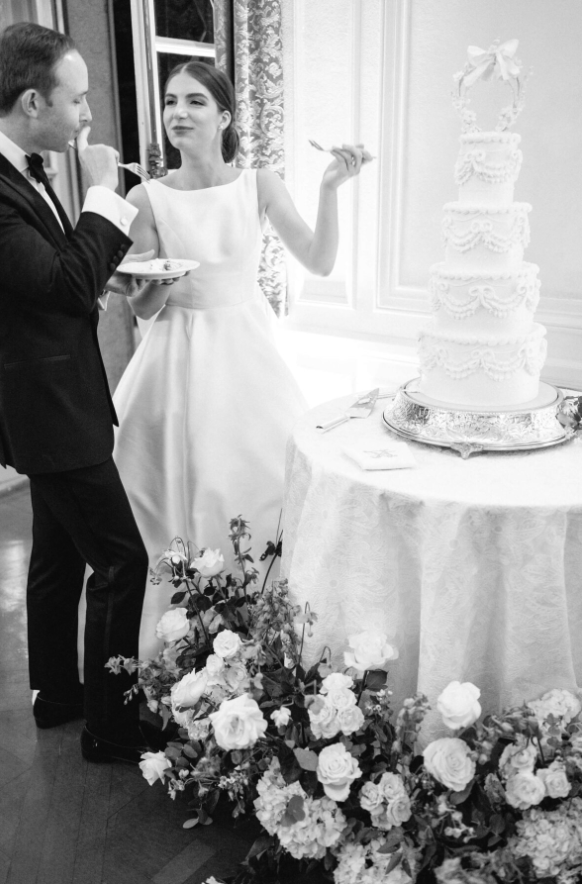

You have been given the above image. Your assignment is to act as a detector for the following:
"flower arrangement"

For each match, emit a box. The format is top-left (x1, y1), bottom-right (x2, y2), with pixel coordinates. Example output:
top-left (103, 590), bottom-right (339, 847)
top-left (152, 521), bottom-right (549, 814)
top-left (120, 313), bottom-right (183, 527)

top-left (108, 520), bottom-right (582, 884)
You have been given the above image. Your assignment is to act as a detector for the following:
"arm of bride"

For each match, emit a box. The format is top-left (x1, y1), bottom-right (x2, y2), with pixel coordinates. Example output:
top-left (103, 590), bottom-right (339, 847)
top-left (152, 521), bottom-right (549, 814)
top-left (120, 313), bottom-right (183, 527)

top-left (122, 184), bottom-right (174, 320)
top-left (258, 143), bottom-right (371, 277)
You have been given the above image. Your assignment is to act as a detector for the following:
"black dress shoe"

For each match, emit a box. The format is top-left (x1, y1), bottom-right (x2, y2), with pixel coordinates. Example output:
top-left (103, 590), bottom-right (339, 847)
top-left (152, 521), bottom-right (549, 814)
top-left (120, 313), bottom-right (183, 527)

top-left (33, 694), bottom-right (85, 729)
top-left (80, 725), bottom-right (150, 765)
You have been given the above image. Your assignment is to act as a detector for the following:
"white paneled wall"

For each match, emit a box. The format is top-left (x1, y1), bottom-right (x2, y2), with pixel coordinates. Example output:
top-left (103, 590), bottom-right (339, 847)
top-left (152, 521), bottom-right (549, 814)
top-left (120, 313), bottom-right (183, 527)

top-left (281, 0), bottom-right (582, 389)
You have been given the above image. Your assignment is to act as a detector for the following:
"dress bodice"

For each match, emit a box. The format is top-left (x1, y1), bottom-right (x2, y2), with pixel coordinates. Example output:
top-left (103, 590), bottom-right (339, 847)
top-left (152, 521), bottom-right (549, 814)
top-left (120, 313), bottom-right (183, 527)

top-left (143, 169), bottom-right (265, 310)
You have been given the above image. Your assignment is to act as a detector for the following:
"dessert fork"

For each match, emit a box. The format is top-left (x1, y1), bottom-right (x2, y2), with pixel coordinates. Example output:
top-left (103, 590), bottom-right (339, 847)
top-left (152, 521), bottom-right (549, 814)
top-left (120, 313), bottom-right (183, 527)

top-left (308, 138), bottom-right (332, 153)
top-left (67, 141), bottom-right (150, 181)
top-left (308, 139), bottom-right (375, 161)
top-left (117, 162), bottom-right (151, 181)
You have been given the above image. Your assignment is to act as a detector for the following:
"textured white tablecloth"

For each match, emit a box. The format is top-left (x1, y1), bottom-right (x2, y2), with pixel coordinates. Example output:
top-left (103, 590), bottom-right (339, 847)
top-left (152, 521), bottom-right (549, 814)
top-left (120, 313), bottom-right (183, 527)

top-left (282, 393), bottom-right (582, 732)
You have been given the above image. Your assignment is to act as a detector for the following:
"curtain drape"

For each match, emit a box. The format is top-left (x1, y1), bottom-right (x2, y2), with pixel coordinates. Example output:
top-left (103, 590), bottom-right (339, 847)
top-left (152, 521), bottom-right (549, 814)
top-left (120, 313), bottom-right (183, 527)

top-left (214, 0), bottom-right (287, 316)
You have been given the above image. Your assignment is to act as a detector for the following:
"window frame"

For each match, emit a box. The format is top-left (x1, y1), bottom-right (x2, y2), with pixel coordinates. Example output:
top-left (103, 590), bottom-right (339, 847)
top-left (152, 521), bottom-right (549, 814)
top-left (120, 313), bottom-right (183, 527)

top-left (129, 0), bottom-right (215, 172)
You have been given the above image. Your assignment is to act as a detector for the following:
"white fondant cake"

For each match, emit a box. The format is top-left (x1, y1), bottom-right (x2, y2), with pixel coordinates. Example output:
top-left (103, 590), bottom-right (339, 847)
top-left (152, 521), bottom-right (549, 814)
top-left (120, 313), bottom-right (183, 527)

top-left (418, 51), bottom-right (547, 408)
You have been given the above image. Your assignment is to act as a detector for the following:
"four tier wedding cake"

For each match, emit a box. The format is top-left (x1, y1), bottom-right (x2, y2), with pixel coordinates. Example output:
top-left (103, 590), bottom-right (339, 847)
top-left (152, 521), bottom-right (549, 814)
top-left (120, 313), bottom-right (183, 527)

top-left (417, 40), bottom-right (547, 409)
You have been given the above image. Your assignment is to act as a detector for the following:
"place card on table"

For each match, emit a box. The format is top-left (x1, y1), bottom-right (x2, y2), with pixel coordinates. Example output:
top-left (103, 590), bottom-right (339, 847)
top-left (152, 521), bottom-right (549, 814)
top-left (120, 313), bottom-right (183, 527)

top-left (343, 440), bottom-right (416, 470)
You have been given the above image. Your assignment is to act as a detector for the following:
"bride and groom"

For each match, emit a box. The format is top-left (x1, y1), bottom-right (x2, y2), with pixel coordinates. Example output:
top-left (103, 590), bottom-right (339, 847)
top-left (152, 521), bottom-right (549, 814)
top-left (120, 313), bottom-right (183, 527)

top-left (0, 22), bottom-right (370, 764)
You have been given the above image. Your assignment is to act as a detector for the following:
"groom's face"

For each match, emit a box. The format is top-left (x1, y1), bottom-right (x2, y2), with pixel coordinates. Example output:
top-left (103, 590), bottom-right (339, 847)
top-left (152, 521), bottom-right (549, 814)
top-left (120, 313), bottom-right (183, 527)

top-left (35, 50), bottom-right (91, 152)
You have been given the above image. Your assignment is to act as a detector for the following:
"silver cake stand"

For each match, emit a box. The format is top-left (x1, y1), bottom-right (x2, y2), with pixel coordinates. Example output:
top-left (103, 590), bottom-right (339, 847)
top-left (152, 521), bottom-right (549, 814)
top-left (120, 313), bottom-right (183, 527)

top-left (383, 379), bottom-right (580, 458)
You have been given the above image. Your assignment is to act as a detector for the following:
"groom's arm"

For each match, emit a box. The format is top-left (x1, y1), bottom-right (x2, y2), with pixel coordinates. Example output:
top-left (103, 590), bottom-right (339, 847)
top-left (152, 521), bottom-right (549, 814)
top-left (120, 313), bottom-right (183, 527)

top-left (0, 192), bottom-right (137, 315)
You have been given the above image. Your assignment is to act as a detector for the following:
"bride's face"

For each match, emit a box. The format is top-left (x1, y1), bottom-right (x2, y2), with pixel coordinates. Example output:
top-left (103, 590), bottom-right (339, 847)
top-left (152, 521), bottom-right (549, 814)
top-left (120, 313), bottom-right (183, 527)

top-left (163, 72), bottom-right (229, 156)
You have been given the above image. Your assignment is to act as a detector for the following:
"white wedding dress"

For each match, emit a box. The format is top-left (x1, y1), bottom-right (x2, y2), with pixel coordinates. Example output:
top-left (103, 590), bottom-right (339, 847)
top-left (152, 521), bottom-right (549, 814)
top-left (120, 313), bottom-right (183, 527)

top-left (112, 170), bottom-right (307, 658)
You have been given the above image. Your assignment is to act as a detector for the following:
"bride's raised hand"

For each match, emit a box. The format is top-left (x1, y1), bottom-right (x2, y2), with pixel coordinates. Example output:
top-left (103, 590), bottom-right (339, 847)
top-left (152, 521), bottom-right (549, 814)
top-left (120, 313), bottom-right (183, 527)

top-left (322, 143), bottom-right (373, 190)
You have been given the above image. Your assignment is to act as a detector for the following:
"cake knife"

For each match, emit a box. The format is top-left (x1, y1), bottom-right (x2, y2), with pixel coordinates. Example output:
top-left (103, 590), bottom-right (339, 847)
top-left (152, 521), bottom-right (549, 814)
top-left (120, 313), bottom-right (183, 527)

top-left (316, 388), bottom-right (380, 432)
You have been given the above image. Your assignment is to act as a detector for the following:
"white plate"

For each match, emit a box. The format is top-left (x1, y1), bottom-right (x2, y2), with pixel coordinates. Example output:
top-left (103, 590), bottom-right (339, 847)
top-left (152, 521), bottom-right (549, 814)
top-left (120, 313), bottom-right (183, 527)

top-left (117, 258), bottom-right (200, 280)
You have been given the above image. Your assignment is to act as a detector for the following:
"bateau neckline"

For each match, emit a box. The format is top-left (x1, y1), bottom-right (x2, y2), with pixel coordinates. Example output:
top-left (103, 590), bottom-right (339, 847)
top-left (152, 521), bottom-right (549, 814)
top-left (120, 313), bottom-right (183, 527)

top-left (152, 169), bottom-right (247, 193)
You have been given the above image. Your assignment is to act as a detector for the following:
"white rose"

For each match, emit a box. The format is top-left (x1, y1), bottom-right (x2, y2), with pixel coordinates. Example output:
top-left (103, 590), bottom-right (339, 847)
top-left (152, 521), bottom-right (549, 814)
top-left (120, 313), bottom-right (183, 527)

top-left (498, 740), bottom-right (538, 777)
top-left (337, 705), bottom-right (365, 736)
top-left (326, 688), bottom-right (357, 711)
top-left (191, 548), bottom-right (225, 578)
top-left (155, 607), bottom-right (190, 643)
top-left (505, 771), bottom-right (546, 809)
top-left (385, 793), bottom-right (412, 827)
top-left (171, 668), bottom-right (209, 709)
top-left (139, 750), bottom-right (172, 786)
top-left (423, 738), bottom-right (476, 792)
top-left (537, 762), bottom-right (571, 799)
top-left (213, 629), bottom-right (242, 659)
top-left (379, 772), bottom-right (407, 801)
top-left (205, 653), bottom-right (225, 685)
top-left (209, 693), bottom-right (267, 750)
top-left (436, 681), bottom-right (481, 730)
top-left (271, 707), bottom-right (291, 728)
top-left (343, 631), bottom-right (398, 673)
top-left (359, 780), bottom-right (383, 812)
top-left (224, 661), bottom-right (249, 693)
top-left (321, 673), bottom-right (354, 693)
top-left (316, 742), bottom-right (361, 802)
top-left (308, 696), bottom-right (340, 740)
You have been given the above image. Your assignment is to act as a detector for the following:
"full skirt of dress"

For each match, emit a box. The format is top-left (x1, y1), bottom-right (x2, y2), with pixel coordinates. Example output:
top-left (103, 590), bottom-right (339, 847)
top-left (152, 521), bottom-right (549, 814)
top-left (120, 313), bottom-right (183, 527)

top-left (112, 296), bottom-right (306, 658)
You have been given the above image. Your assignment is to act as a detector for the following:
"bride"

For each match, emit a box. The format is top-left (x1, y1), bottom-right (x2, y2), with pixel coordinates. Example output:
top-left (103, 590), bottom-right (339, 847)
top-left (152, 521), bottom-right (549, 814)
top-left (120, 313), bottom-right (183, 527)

top-left (113, 61), bottom-right (370, 658)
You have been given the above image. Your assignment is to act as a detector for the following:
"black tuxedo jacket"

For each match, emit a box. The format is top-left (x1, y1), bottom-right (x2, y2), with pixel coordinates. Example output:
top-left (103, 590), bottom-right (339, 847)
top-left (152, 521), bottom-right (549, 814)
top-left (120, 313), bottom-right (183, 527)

top-left (0, 152), bottom-right (132, 474)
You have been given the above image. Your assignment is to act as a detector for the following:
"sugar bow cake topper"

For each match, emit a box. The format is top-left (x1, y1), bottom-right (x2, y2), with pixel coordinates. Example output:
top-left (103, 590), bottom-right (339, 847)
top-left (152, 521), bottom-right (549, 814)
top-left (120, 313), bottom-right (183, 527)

top-left (452, 39), bottom-right (530, 133)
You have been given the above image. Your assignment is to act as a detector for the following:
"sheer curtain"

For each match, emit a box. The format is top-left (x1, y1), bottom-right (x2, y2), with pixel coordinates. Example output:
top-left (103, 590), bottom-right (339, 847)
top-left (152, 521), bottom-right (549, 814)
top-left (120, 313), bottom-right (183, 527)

top-left (214, 0), bottom-right (287, 316)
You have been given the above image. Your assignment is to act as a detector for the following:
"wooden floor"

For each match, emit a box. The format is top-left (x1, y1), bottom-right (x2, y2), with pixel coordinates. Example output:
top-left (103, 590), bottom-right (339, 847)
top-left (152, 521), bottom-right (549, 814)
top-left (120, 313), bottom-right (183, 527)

top-left (0, 484), bottom-right (256, 884)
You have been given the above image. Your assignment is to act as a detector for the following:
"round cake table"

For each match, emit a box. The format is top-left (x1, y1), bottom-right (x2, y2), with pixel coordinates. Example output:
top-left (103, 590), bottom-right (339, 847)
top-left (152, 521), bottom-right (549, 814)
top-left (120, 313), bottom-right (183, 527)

top-left (281, 393), bottom-right (582, 734)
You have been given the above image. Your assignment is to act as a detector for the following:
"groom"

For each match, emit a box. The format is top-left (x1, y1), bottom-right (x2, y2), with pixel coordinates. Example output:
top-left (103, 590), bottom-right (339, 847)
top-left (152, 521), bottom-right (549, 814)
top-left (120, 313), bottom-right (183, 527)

top-left (0, 22), bottom-right (154, 763)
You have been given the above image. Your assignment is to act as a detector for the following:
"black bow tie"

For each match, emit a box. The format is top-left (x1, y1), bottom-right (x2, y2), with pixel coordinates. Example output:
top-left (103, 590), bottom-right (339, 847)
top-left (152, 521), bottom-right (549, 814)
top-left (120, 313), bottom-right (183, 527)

top-left (26, 152), bottom-right (73, 236)
top-left (27, 152), bottom-right (52, 189)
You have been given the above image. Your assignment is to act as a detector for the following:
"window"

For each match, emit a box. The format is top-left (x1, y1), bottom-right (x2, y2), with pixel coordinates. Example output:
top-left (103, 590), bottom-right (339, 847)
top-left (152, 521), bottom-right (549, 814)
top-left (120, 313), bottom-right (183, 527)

top-left (111, 0), bottom-right (215, 180)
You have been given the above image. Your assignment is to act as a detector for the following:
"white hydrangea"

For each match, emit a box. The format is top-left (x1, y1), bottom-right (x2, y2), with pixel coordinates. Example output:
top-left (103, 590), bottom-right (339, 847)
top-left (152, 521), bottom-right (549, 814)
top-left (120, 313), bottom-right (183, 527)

top-left (253, 758), bottom-right (347, 860)
top-left (528, 689), bottom-right (582, 727)
top-left (333, 840), bottom-right (367, 884)
top-left (254, 760), bottom-right (299, 834)
top-left (277, 795), bottom-right (346, 859)
top-left (509, 799), bottom-right (582, 878)
top-left (333, 837), bottom-right (413, 884)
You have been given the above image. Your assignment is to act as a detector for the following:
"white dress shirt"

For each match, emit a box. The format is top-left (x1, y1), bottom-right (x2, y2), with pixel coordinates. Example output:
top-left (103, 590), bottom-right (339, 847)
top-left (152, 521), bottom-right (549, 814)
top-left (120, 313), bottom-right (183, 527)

top-left (0, 129), bottom-right (138, 308)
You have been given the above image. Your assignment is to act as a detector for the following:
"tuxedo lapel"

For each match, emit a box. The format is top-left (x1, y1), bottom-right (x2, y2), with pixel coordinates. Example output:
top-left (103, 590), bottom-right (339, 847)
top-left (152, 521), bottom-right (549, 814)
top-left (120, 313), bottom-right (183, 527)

top-left (0, 153), bottom-right (69, 248)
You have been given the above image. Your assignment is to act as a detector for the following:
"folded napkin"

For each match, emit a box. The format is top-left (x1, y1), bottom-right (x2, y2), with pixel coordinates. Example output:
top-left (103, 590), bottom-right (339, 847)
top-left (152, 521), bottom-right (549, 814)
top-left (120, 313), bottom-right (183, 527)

top-left (343, 440), bottom-right (416, 470)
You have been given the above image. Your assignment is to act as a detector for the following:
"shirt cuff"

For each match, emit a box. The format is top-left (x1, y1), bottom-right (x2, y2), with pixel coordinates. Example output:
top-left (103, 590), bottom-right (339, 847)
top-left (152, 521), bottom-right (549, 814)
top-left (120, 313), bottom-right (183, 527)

top-left (82, 186), bottom-right (138, 236)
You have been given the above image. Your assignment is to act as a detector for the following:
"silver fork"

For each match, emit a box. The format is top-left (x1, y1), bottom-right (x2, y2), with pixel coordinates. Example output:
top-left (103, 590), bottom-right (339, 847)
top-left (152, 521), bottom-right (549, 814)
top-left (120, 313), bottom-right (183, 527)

top-left (308, 138), bottom-right (332, 153)
top-left (67, 142), bottom-right (150, 181)
top-left (308, 138), bottom-right (375, 161)
top-left (118, 162), bottom-right (151, 181)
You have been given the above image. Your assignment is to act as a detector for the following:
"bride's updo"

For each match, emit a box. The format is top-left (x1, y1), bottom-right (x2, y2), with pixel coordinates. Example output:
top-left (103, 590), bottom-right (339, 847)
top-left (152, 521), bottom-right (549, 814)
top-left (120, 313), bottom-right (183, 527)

top-left (164, 61), bottom-right (240, 163)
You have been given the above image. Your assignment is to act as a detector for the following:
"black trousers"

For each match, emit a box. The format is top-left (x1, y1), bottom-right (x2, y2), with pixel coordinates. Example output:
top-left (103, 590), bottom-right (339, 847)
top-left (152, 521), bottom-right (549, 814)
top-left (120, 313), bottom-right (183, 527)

top-left (27, 457), bottom-right (148, 731)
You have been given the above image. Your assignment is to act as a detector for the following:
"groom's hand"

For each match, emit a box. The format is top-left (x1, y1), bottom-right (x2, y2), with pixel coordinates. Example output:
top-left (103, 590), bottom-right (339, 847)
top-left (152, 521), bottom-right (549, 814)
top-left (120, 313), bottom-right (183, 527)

top-left (76, 126), bottom-right (120, 191)
top-left (105, 250), bottom-right (157, 298)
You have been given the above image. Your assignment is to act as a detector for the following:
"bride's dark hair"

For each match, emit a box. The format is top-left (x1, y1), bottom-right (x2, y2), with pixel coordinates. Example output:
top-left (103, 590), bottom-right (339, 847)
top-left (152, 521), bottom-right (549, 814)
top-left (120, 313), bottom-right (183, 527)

top-left (164, 61), bottom-right (240, 164)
